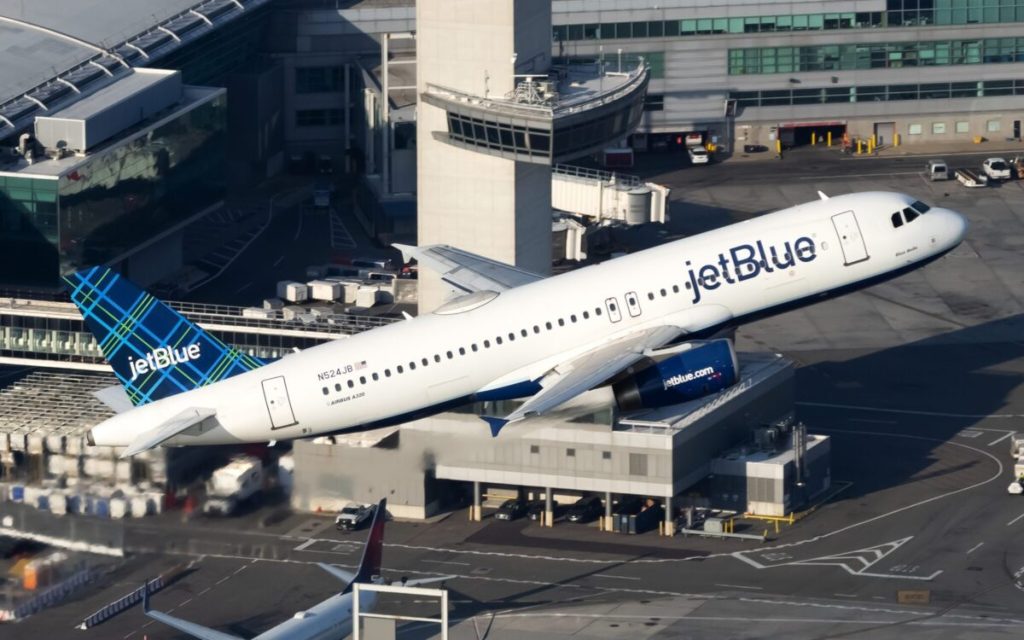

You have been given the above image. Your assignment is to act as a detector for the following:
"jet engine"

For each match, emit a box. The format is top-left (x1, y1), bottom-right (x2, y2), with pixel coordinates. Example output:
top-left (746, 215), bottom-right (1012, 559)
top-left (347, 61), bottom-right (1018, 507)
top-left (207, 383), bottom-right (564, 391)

top-left (611, 339), bottom-right (739, 412)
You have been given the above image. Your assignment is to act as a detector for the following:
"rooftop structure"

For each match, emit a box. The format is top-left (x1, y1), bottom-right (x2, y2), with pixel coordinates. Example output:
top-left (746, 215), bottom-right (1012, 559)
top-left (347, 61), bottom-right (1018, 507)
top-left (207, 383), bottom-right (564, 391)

top-left (0, 0), bottom-right (272, 142)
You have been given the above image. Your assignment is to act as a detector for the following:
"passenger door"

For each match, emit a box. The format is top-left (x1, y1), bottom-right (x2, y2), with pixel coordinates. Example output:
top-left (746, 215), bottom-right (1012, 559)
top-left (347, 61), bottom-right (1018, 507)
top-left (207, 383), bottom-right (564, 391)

top-left (831, 210), bottom-right (869, 265)
top-left (604, 297), bottom-right (623, 323)
top-left (624, 291), bottom-right (642, 318)
top-left (261, 376), bottom-right (297, 429)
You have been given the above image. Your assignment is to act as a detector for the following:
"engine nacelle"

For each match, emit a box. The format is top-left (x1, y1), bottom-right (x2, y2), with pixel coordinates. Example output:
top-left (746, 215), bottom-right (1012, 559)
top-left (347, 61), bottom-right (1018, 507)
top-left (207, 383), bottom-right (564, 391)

top-left (612, 339), bottom-right (739, 412)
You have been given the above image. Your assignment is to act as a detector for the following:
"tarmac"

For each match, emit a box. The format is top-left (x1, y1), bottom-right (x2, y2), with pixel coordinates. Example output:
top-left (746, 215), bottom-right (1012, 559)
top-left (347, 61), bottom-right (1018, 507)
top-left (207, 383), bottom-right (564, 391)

top-left (7, 147), bottom-right (1024, 639)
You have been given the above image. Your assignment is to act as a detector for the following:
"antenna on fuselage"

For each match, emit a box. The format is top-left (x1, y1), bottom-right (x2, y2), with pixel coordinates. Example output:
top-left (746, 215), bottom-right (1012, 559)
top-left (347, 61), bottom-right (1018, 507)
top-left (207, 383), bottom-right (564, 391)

top-left (817, 190), bottom-right (829, 200)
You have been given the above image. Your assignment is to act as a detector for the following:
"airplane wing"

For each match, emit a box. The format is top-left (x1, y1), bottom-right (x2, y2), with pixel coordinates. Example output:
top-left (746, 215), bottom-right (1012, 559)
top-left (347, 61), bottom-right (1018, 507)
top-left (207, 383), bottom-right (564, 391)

top-left (393, 243), bottom-right (544, 293)
top-left (143, 587), bottom-right (244, 640)
top-left (400, 575), bottom-right (456, 587)
top-left (120, 407), bottom-right (216, 458)
top-left (487, 324), bottom-right (685, 434)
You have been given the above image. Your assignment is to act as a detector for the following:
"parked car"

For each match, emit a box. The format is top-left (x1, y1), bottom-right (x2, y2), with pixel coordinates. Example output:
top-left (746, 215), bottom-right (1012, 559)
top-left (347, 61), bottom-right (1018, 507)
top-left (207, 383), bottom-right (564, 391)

top-left (526, 499), bottom-right (559, 521)
top-left (566, 495), bottom-right (603, 523)
top-left (982, 157), bottom-right (1011, 181)
top-left (687, 146), bottom-right (710, 165)
top-left (494, 498), bottom-right (528, 521)
top-left (924, 159), bottom-right (949, 181)
top-left (335, 502), bottom-right (375, 530)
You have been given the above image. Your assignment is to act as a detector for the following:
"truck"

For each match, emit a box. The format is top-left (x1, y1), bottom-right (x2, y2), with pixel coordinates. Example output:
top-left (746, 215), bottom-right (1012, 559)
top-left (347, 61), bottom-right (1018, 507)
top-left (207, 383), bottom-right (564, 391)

top-left (203, 456), bottom-right (263, 516)
top-left (335, 502), bottom-right (376, 530)
top-left (982, 157), bottom-right (1011, 181)
top-left (1007, 435), bottom-right (1024, 495)
top-left (955, 168), bottom-right (988, 188)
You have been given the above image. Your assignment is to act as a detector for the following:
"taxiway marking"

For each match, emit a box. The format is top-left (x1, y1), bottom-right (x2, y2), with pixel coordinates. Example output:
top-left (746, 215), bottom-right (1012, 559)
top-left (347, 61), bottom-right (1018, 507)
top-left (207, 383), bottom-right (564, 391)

top-left (797, 401), bottom-right (1023, 420)
top-left (715, 583), bottom-right (763, 591)
top-left (593, 573), bottom-right (640, 581)
top-left (966, 542), bottom-right (984, 554)
top-left (988, 431), bottom-right (1016, 446)
top-left (1007, 512), bottom-right (1024, 526)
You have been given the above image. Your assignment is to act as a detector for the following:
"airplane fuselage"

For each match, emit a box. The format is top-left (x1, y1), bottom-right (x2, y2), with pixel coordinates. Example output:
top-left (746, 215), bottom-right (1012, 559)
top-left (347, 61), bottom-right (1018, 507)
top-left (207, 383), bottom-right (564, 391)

top-left (89, 191), bottom-right (967, 448)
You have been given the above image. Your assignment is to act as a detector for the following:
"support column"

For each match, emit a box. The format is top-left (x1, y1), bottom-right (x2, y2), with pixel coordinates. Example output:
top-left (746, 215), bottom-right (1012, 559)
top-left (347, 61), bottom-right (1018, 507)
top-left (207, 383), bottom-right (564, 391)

top-left (603, 492), bottom-right (613, 532)
top-left (663, 495), bottom-right (675, 537)
top-left (543, 489), bottom-right (553, 527)
top-left (470, 481), bottom-right (481, 521)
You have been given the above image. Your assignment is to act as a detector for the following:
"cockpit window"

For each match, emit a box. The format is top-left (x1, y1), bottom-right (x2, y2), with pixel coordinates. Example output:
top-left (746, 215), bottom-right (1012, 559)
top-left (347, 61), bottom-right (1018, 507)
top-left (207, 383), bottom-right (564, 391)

top-left (911, 200), bottom-right (930, 214)
top-left (903, 207), bottom-right (919, 223)
top-left (891, 212), bottom-right (903, 228)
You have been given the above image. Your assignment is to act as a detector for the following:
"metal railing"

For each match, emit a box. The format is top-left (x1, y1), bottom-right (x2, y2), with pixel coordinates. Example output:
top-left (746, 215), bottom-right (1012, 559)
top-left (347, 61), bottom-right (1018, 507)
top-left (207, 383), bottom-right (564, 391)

top-left (553, 164), bottom-right (641, 187)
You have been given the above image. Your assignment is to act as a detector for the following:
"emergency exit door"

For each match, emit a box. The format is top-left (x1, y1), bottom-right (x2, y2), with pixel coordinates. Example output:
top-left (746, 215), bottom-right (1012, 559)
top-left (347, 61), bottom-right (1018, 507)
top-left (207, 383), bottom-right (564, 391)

top-left (262, 376), bottom-right (297, 429)
top-left (831, 210), bottom-right (869, 265)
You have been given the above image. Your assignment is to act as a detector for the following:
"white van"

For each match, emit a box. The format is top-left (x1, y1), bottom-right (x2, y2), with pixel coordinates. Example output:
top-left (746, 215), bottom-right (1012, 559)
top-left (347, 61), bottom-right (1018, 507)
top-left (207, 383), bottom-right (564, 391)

top-left (925, 159), bottom-right (949, 181)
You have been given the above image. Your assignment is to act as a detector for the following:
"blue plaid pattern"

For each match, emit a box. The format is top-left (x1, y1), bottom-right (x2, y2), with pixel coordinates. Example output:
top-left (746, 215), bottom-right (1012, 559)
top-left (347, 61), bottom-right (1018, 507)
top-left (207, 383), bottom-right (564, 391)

top-left (63, 266), bottom-right (265, 406)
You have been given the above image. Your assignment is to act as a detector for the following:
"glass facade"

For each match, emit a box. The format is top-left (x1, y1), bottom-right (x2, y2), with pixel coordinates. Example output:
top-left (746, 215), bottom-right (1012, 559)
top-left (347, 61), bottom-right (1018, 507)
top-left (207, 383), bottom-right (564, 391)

top-left (296, 66), bottom-right (345, 94)
top-left (730, 78), bottom-right (1023, 107)
top-left (554, 1), bottom-right (1024, 41)
top-left (728, 37), bottom-right (1024, 74)
top-left (0, 91), bottom-right (227, 289)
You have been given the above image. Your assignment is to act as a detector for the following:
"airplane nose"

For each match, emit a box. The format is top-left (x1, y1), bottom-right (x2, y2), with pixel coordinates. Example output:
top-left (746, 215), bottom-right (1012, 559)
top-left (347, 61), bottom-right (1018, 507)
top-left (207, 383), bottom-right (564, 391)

top-left (944, 208), bottom-right (968, 245)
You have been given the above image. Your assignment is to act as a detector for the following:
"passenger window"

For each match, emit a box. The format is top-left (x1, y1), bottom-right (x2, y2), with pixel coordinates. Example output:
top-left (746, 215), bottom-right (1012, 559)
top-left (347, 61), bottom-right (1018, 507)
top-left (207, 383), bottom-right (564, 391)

top-left (672, 285), bottom-right (679, 293)
top-left (521, 329), bottom-right (528, 337)
top-left (608, 303), bottom-right (617, 312)
top-left (372, 373), bottom-right (379, 381)
top-left (596, 307), bottom-right (603, 316)
top-left (359, 376), bottom-right (366, 384)
top-left (891, 212), bottom-right (903, 228)
top-left (496, 336), bottom-right (503, 345)
top-left (322, 387), bottom-right (328, 395)
top-left (459, 347), bottom-right (466, 355)
top-left (471, 344), bottom-right (478, 352)
top-left (434, 354), bottom-right (441, 363)
top-left (421, 357), bottom-right (428, 366)
top-left (648, 292), bottom-right (655, 301)
top-left (347, 380), bottom-right (354, 388)
top-left (335, 383), bottom-right (342, 392)
top-left (685, 281), bottom-right (692, 289)
top-left (397, 365), bottom-right (404, 373)
top-left (409, 362), bottom-right (416, 370)
top-left (583, 310), bottom-right (590, 319)
top-left (533, 325), bottom-right (540, 334)
top-left (385, 368), bottom-right (391, 377)
top-left (571, 314), bottom-right (577, 322)
top-left (558, 318), bottom-right (565, 327)
top-left (660, 288), bottom-right (667, 297)
top-left (446, 351), bottom-right (453, 359)
top-left (483, 340), bottom-right (490, 348)
top-left (903, 207), bottom-right (918, 223)
top-left (545, 321), bottom-right (553, 330)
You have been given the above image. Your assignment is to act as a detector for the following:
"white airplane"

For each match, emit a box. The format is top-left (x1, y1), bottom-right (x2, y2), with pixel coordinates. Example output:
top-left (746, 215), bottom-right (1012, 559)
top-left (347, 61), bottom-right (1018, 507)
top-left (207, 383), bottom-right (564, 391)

top-left (143, 498), bottom-right (449, 640)
top-left (66, 191), bottom-right (966, 455)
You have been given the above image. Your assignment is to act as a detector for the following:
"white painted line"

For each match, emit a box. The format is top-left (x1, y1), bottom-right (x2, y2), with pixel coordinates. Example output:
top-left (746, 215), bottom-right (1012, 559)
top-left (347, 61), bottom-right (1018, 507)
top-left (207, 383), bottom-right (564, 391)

top-left (178, 598), bottom-right (192, 607)
top-left (273, 255), bottom-right (285, 267)
top-left (848, 418), bottom-right (898, 424)
top-left (798, 171), bottom-right (921, 180)
top-left (593, 573), bottom-right (641, 581)
top-left (1007, 512), bottom-right (1024, 526)
top-left (216, 576), bottom-right (231, 585)
top-left (797, 401), bottom-right (1021, 420)
top-left (834, 593), bottom-right (858, 598)
top-left (294, 538), bottom-right (318, 551)
top-left (715, 583), bottom-right (763, 590)
top-left (988, 432), bottom-right (1016, 447)
top-left (235, 281), bottom-right (252, 293)
top-left (422, 559), bottom-right (470, 566)
top-left (959, 430), bottom-right (983, 438)
top-left (966, 542), bottom-right (984, 554)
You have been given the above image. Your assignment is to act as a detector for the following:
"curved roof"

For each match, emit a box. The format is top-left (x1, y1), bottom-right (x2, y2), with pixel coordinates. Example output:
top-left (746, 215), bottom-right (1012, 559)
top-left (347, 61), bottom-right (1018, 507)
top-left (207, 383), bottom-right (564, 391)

top-left (0, 0), bottom-right (270, 141)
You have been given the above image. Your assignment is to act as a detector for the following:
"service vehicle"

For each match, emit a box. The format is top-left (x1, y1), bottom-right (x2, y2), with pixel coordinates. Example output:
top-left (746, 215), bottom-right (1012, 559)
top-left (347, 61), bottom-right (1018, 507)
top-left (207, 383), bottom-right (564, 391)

top-left (202, 456), bottom-right (262, 516)
top-left (924, 159), bottom-right (949, 181)
top-left (687, 145), bottom-right (710, 165)
top-left (335, 502), bottom-right (376, 530)
top-left (982, 157), bottom-right (1011, 181)
top-left (956, 168), bottom-right (988, 187)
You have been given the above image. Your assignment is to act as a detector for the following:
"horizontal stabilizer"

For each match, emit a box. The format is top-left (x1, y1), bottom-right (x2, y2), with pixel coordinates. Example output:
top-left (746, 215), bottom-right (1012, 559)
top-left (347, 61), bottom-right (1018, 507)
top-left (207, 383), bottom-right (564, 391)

top-left (93, 385), bottom-right (134, 414)
top-left (317, 562), bottom-right (357, 587)
top-left (121, 407), bottom-right (215, 458)
top-left (143, 585), bottom-right (244, 640)
top-left (400, 575), bottom-right (456, 588)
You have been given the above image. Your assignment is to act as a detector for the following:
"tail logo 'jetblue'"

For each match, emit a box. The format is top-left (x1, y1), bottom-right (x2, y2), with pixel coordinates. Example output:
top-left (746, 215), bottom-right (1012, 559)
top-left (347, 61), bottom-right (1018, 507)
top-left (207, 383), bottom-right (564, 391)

top-left (63, 266), bottom-right (265, 406)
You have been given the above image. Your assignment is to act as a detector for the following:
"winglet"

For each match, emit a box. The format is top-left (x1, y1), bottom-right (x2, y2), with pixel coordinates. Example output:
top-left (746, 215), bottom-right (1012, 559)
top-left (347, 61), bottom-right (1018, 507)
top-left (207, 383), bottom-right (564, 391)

top-left (480, 416), bottom-right (509, 437)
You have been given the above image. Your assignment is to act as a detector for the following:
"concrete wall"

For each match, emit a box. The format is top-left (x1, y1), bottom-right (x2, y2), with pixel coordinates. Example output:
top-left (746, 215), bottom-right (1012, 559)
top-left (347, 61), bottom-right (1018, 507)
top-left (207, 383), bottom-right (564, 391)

top-left (416, 0), bottom-right (553, 313)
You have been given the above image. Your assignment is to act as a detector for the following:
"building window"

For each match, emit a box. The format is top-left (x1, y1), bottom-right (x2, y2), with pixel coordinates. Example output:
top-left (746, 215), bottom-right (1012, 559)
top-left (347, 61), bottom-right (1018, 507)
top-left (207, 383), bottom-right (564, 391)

top-left (643, 94), bottom-right (664, 112)
top-left (602, 451), bottom-right (611, 460)
top-left (566, 448), bottom-right (576, 457)
top-left (908, 123), bottom-right (923, 135)
top-left (296, 109), bottom-right (342, 127)
top-left (296, 66), bottom-right (344, 93)
top-left (955, 121), bottom-right (970, 133)
top-left (629, 453), bottom-right (648, 476)
top-left (988, 119), bottom-right (1002, 132)
top-left (530, 445), bottom-right (540, 454)
top-left (932, 122), bottom-right (946, 134)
